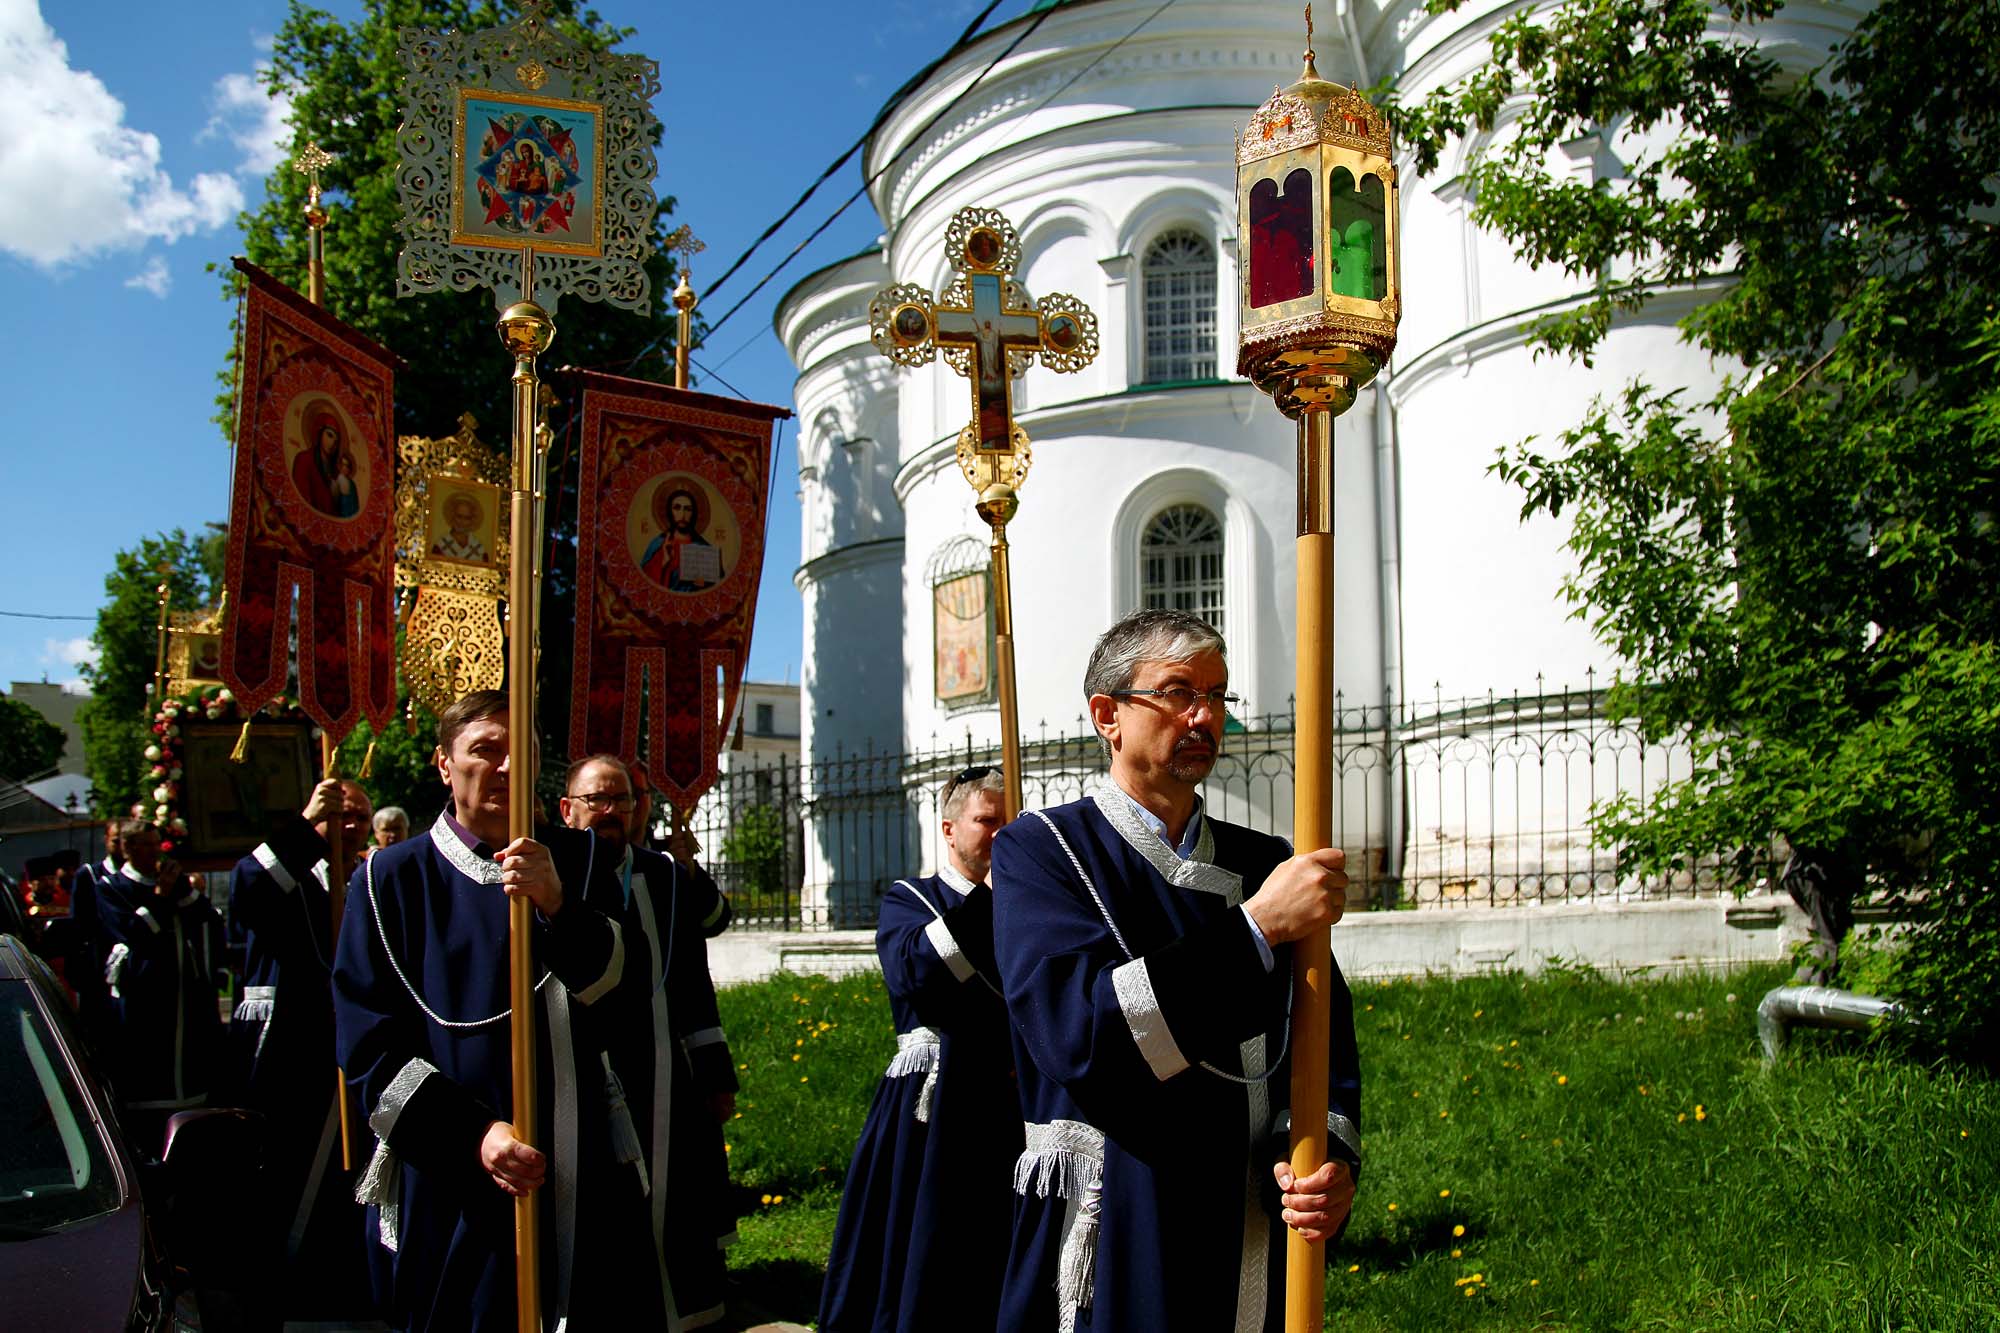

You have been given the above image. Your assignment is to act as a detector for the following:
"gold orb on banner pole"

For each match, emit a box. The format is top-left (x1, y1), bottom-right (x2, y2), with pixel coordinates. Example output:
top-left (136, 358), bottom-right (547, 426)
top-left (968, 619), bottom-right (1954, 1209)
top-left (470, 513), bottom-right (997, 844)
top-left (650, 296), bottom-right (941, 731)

top-left (1234, 8), bottom-right (1400, 1332)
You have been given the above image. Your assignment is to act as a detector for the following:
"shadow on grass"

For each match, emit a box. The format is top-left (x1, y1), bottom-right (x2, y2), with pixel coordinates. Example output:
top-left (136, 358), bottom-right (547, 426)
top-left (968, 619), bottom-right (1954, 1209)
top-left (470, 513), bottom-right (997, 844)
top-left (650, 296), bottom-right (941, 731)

top-left (724, 1258), bottom-right (825, 1325)
top-left (1339, 1206), bottom-right (1475, 1274)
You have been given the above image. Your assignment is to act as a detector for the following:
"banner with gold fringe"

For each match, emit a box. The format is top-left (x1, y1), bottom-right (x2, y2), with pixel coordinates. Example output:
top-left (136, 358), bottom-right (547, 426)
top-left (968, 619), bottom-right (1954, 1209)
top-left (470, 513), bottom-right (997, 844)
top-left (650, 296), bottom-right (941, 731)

top-left (564, 369), bottom-right (786, 810)
top-left (222, 258), bottom-right (399, 743)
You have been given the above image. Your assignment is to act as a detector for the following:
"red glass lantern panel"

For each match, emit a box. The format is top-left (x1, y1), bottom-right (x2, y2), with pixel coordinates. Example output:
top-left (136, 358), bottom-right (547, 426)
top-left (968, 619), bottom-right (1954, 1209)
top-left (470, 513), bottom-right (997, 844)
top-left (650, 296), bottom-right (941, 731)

top-left (1249, 167), bottom-right (1315, 308)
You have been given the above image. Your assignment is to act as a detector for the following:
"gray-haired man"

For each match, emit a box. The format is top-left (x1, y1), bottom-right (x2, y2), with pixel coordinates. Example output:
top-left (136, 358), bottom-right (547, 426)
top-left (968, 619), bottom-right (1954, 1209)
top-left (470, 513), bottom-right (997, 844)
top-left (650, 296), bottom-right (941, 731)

top-left (991, 607), bottom-right (1362, 1332)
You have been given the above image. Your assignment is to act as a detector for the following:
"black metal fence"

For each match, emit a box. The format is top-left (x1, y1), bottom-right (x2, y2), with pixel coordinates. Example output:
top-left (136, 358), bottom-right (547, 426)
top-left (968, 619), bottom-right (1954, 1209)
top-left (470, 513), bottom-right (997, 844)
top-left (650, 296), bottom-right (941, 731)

top-left (686, 680), bottom-right (1770, 930)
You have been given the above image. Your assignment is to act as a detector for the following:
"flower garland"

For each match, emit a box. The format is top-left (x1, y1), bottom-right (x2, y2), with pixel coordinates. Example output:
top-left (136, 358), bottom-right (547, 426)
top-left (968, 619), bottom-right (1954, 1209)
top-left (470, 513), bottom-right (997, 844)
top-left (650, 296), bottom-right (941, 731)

top-left (144, 687), bottom-right (307, 855)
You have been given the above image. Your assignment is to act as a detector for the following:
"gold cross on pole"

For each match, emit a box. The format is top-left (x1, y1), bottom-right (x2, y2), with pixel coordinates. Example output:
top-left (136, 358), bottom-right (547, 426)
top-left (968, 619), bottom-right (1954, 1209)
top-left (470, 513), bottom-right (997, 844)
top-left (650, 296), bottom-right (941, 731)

top-left (868, 207), bottom-right (1099, 818)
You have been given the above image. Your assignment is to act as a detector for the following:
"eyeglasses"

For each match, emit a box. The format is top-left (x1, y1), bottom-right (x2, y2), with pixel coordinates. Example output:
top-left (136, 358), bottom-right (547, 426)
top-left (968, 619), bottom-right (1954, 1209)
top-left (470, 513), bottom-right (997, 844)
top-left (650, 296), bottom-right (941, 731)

top-left (566, 792), bottom-right (635, 813)
top-left (943, 765), bottom-right (1000, 800)
top-left (1111, 687), bottom-right (1241, 715)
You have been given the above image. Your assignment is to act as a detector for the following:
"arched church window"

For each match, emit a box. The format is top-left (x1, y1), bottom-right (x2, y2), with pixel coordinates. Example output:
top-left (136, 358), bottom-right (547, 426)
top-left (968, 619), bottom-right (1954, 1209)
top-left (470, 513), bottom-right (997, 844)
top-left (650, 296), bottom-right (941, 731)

top-left (1141, 229), bottom-right (1217, 383)
top-left (1141, 504), bottom-right (1224, 633)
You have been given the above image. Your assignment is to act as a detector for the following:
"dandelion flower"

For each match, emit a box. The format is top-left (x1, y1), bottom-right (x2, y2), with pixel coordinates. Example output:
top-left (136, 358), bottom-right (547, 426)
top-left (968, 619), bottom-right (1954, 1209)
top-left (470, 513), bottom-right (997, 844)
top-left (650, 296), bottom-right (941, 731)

top-left (1452, 1249), bottom-right (1462, 1258)
top-left (761, 1193), bottom-right (773, 1205)
top-left (801, 1076), bottom-right (809, 1083)
top-left (1472, 1009), bottom-right (1483, 1018)
top-left (1695, 1104), bottom-right (1707, 1121)
top-left (773, 1195), bottom-right (785, 1204)
top-left (1347, 1264), bottom-right (1360, 1273)
top-left (1556, 1074), bottom-right (1568, 1085)
top-left (1387, 1202), bottom-right (1398, 1211)
top-left (1463, 1287), bottom-right (1476, 1297)
top-left (1452, 1224), bottom-right (1465, 1236)
top-left (724, 1144), bottom-right (731, 1153)
top-left (1677, 1112), bottom-right (1687, 1123)
top-left (1439, 1110), bottom-right (1449, 1119)
top-left (1530, 1279), bottom-right (1540, 1287)
top-left (792, 1053), bottom-right (801, 1062)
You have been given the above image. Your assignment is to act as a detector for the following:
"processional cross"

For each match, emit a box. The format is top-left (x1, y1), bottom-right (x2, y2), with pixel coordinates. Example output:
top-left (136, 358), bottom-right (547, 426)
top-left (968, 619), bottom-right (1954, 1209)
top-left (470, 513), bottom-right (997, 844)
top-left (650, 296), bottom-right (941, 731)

top-left (869, 208), bottom-right (1099, 819)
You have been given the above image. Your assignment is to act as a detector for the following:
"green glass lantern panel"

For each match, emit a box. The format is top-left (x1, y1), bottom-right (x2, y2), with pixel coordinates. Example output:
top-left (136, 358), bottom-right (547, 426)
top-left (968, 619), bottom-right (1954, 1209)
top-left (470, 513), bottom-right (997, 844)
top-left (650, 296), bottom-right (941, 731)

top-left (1328, 167), bottom-right (1387, 301)
top-left (1248, 167), bottom-right (1315, 308)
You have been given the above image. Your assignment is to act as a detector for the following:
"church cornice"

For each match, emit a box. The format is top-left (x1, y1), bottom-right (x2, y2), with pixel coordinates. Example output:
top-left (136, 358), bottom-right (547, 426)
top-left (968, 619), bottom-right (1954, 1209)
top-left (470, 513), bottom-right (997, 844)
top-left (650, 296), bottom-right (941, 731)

top-left (1386, 275), bottom-right (1739, 408)
top-left (890, 378), bottom-right (1259, 504)
top-left (793, 536), bottom-right (905, 592)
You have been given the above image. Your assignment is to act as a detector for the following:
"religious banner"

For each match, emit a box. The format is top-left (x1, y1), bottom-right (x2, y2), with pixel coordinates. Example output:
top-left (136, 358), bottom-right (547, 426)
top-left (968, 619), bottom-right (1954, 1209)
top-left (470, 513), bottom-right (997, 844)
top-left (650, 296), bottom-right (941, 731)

top-left (165, 599), bottom-right (228, 695)
top-left (393, 413), bottom-right (511, 717)
top-left (222, 258), bottom-right (398, 741)
top-left (565, 369), bottom-right (787, 810)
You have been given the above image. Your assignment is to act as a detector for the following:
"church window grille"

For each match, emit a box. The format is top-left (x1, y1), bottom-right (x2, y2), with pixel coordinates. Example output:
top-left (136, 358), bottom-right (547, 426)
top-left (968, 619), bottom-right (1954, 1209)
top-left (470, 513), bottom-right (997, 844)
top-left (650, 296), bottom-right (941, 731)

top-left (1141, 504), bottom-right (1225, 633)
top-left (1141, 230), bottom-right (1217, 383)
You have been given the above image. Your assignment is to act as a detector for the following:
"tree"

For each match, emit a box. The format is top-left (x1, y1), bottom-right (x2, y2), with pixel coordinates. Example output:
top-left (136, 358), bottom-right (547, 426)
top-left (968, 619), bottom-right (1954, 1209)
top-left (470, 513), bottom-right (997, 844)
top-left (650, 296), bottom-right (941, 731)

top-left (76, 530), bottom-right (224, 813)
top-left (0, 696), bottom-right (65, 782)
top-left (1395, 0), bottom-right (2000, 1058)
top-left (219, 0), bottom-right (695, 777)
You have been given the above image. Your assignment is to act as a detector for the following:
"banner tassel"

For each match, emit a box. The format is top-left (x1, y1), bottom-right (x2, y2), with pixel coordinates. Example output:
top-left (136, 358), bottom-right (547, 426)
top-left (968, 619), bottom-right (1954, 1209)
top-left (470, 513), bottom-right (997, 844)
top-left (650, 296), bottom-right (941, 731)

top-left (359, 740), bottom-right (377, 780)
top-left (229, 717), bottom-right (254, 764)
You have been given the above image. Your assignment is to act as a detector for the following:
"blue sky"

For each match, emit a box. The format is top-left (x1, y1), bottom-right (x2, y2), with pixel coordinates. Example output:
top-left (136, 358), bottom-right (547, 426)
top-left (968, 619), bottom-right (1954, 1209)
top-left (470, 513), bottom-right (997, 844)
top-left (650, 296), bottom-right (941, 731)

top-left (0, 0), bottom-right (1018, 694)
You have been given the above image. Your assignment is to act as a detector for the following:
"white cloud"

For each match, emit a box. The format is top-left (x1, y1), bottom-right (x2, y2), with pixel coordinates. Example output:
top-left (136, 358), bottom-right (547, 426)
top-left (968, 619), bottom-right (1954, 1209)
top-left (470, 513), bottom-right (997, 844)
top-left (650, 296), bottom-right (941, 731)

top-left (41, 636), bottom-right (97, 676)
top-left (124, 255), bottom-right (171, 297)
top-left (204, 66), bottom-right (294, 177)
top-left (0, 0), bottom-right (246, 266)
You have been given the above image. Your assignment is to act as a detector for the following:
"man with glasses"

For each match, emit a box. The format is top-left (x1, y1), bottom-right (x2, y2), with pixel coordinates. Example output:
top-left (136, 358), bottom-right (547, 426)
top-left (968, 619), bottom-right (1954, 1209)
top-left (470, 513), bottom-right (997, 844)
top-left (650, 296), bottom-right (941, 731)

top-left (819, 764), bottom-right (1023, 1332)
top-left (991, 608), bottom-right (1362, 1333)
top-left (560, 753), bottom-right (737, 1330)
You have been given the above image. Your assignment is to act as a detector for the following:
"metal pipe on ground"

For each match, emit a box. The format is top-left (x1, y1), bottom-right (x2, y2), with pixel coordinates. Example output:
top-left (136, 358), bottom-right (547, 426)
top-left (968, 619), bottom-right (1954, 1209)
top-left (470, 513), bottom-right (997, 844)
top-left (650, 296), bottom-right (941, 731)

top-left (1757, 985), bottom-right (1911, 1063)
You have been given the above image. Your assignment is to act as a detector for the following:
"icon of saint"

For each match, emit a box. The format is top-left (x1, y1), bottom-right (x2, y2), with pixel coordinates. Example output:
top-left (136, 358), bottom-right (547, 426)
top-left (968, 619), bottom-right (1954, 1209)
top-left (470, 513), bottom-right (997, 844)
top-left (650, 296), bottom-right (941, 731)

top-left (431, 491), bottom-right (489, 563)
top-left (640, 484), bottom-right (724, 591)
top-left (292, 411), bottom-right (354, 518)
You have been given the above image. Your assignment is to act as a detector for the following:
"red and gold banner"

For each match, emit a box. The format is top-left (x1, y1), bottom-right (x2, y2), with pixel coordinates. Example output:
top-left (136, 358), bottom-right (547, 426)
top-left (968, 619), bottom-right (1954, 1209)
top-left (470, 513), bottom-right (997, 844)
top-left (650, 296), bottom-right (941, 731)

top-left (566, 369), bottom-right (787, 809)
top-left (222, 259), bottom-right (398, 740)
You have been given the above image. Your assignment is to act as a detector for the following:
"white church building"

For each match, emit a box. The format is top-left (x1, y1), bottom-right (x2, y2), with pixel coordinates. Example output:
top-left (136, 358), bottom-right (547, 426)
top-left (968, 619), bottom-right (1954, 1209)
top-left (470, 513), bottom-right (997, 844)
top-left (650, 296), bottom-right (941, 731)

top-left (773, 0), bottom-right (1857, 925)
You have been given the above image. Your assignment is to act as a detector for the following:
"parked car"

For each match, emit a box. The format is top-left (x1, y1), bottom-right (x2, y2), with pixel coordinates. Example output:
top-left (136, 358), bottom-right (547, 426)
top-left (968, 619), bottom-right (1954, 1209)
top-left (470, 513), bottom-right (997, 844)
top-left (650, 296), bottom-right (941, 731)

top-left (0, 933), bottom-right (265, 1330)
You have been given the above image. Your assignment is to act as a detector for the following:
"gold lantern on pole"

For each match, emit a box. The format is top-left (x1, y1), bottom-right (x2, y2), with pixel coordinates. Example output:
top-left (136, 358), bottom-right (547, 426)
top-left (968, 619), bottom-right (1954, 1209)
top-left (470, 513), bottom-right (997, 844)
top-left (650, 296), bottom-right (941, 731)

top-left (1235, 9), bottom-right (1399, 1331)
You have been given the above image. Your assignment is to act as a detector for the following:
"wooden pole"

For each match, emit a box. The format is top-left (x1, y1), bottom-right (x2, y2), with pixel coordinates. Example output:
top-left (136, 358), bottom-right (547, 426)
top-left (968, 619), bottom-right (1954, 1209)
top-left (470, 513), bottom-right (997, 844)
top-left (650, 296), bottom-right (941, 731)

top-left (319, 733), bottom-right (354, 1172)
top-left (977, 491), bottom-right (1023, 821)
top-left (1286, 405), bottom-right (1336, 1332)
top-left (499, 279), bottom-right (554, 1333)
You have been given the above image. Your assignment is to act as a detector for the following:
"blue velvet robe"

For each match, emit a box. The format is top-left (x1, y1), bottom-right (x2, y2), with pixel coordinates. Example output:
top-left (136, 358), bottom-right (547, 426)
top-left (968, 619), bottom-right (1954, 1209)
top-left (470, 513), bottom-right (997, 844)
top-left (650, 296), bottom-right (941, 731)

top-left (818, 866), bottom-right (1023, 1332)
top-left (90, 864), bottom-right (223, 1128)
top-left (224, 813), bottom-right (368, 1315)
top-left (332, 816), bottom-right (658, 1332)
top-left (601, 842), bottom-right (739, 1331)
top-left (990, 786), bottom-right (1363, 1333)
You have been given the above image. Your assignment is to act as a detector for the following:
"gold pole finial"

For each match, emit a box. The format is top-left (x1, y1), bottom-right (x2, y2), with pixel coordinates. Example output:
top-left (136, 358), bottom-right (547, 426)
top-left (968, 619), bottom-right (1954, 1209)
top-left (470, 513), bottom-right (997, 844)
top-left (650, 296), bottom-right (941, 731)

top-left (293, 141), bottom-right (336, 306)
top-left (667, 226), bottom-right (706, 389)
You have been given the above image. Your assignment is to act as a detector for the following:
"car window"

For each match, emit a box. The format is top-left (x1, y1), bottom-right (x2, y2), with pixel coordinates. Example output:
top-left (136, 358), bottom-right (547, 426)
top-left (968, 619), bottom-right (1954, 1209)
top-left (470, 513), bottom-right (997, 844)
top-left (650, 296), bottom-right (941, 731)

top-left (0, 983), bottom-right (123, 1236)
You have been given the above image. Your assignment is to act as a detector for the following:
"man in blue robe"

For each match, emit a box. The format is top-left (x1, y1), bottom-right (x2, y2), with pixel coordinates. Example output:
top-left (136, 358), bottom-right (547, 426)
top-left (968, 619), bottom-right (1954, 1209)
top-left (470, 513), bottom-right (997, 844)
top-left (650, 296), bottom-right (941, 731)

top-left (226, 775), bottom-right (375, 1320)
top-left (89, 820), bottom-right (226, 1152)
top-left (333, 690), bottom-right (658, 1331)
top-left (991, 608), bottom-right (1362, 1333)
top-left (66, 819), bottom-right (125, 1035)
top-left (819, 764), bottom-right (1021, 1332)
top-left (560, 753), bottom-right (739, 1330)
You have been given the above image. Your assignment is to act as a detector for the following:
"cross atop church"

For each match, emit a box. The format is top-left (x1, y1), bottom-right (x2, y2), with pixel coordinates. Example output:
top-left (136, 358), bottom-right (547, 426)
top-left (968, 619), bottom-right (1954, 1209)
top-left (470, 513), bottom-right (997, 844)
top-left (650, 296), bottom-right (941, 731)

top-left (870, 207), bottom-right (1098, 466)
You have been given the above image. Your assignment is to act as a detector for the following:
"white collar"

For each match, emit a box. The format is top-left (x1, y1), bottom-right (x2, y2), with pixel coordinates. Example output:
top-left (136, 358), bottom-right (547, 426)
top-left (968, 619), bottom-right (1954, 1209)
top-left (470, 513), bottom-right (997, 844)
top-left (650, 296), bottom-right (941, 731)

top-left (118, 861), bottom-right (156, 887)
top-left (938, 862), bottom-right (979, 897)
top-left (1087, 776), bottom-right (1242, 904)
top-left (430, 812), bottom-right (502, 885)
top-left (100, 856), bottom-right (118, 875)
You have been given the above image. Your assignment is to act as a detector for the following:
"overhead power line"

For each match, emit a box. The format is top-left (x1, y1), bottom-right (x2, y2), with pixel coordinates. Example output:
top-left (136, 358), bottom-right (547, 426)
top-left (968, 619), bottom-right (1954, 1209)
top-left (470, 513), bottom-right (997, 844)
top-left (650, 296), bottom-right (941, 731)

top-left (0, 610), bottom-right (94, 622)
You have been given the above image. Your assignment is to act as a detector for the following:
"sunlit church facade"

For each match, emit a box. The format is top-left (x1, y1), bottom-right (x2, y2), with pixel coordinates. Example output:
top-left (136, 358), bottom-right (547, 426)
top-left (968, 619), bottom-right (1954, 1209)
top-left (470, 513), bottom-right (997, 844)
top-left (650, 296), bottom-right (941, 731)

top-left (774, 0), bottom-right (1860, 922)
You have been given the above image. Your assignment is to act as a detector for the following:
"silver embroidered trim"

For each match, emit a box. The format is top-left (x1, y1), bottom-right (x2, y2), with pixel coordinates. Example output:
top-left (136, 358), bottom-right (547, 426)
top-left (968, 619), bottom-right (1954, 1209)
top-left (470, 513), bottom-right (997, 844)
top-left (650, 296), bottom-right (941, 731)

top-left (1088, 777), bottom-right (1242, 902)
top-left (938, 862), bottom-right (978, 896)
top-left (430, 812), bottom-right (502, 884)
top-left (682, 1025), bottom-right (726, 1051)
top-left (251, 843), bottom-right (297, 893)
top-left (570, 916), bottom-right (624, 1005)
top-left (886, 1026), bottom-right (942, 1122)
top-left (1329, 1112), bottom-right (1362, 1165)
top-left (1111, 958), bottom-right (1188, 1080)
top-left (234, 985), bottom-right (276, 1057)
top-left (924, 916), bottom-right (975, 984)
top-left (1234, 1033), bottom-right (1271, 1332)
top-left (365, 840), bottom-right (551, 1029)
top-left (357, 1057), bottom-right (437, 1252)
top-left (134, 905), bottom-right (161, 935)
top-left (104, 942), bottom-right (131, 998)
top-left (1013, 1118), bottom-right (1105, 1199)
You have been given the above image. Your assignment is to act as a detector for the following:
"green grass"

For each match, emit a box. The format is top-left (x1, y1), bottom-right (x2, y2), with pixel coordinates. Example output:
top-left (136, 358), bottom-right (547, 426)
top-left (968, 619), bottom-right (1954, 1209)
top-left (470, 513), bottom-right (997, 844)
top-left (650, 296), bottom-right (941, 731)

top-left (717, 963), bottom-right (2000, 1329)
